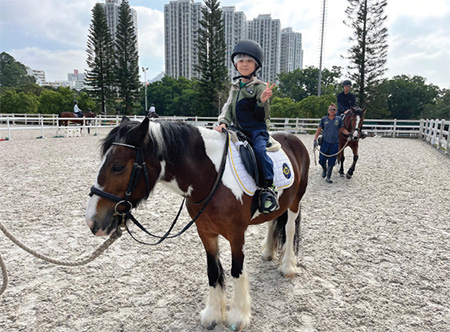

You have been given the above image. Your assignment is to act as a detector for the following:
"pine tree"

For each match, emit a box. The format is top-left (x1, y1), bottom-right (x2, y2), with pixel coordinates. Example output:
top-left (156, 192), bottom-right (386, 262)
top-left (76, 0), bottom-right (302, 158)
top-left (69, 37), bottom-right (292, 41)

top-left (115, 0), bottom-right (140, 114)
top-left (85, 3), bottom-right (116, 115)
top-left (344, 0), bottom-right (388, 107)
top-left (195, 0), bottom-right (229, 116)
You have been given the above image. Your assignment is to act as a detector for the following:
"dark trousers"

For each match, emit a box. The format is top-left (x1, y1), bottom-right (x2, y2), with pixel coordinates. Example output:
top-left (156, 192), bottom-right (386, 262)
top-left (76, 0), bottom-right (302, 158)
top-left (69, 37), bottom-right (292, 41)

top-left (319, 141), bottom-right (339, 168)
top-left (247, 129), bottom-right (274, 184)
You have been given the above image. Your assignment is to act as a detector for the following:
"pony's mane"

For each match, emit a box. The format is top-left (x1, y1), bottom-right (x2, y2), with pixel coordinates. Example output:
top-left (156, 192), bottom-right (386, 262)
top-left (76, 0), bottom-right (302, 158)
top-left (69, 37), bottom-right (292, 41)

top-left (100, 120), bottom-right (201, 164)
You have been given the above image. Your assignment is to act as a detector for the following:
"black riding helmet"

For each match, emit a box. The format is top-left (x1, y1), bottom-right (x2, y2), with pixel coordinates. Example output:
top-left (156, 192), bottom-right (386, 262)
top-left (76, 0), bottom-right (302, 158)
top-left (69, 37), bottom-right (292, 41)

top-left (342, 80), bottom-right (352, 87)
top-left (231, 40), bottom-right (264, 79)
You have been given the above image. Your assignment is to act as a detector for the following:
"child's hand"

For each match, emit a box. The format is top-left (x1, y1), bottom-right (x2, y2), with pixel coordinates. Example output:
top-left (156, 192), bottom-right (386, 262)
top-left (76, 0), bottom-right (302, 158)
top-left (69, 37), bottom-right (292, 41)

top-left (261, 82), bottom-right (276, 103)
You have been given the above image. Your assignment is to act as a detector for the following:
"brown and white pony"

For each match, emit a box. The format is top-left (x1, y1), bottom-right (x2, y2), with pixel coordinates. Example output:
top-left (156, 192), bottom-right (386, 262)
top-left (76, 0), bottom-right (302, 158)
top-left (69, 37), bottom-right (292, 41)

top-left (85, 117), bottom-right (309, 330)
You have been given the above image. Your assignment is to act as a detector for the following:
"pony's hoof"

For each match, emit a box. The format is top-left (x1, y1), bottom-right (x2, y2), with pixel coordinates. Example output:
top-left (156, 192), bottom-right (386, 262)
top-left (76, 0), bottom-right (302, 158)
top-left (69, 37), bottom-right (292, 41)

top-left (340, 173), bottom-right (345, 177)
top-left (205, 322), bottom-right (217, 330)
top-left (229, 323), bottom-right (244, 331)
top-left (346, 173), bottom-right (353, 179)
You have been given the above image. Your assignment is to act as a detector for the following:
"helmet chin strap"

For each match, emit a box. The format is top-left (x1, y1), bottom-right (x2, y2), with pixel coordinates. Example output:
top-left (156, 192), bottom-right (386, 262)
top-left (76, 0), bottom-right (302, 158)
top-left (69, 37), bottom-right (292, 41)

top-left (233, 73), bottom-right (253, 80)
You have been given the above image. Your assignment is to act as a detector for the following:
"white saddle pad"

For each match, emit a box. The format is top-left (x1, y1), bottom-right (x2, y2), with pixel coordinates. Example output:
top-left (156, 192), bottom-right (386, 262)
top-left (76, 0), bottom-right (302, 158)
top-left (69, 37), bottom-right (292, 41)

top-left (227, 135), bottom-right (295, 196)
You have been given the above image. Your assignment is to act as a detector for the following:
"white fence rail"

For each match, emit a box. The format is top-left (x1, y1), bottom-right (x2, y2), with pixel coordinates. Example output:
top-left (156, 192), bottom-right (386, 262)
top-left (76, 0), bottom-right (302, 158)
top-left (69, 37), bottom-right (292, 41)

top-left (0, 114), bottom-right (448, 155)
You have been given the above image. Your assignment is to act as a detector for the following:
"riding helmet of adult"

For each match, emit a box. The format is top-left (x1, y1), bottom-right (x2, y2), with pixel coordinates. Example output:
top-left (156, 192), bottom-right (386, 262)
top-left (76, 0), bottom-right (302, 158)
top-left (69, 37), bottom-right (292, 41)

top-left (342, 80), bottom-right (352, 87)
top-left (231, 40), bottom-right (263, 78)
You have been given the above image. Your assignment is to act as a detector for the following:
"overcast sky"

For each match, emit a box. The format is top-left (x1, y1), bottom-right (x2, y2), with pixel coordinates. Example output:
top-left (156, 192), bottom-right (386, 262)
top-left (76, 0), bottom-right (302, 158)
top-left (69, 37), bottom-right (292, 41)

top-left (1, 0), bottom-right (449, 89)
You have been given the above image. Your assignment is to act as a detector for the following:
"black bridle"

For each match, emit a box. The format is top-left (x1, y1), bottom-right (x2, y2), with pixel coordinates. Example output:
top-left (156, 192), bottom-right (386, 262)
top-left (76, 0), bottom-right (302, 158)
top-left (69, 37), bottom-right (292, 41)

top-left (345, 110), bottom-right (364, 139)
top-left (89, 130), bottom-right (230, 245)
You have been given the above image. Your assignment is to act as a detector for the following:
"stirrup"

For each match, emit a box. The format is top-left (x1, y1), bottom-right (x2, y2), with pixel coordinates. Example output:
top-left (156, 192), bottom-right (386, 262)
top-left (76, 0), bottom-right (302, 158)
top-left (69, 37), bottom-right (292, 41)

top-left (259, 187), bottom-right (279, 214)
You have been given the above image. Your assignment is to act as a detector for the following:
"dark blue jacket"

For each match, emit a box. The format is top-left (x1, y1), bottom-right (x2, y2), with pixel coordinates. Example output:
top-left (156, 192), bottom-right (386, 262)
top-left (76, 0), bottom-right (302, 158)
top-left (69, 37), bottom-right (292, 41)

top-left (337, 91), bottom-right (356, 116)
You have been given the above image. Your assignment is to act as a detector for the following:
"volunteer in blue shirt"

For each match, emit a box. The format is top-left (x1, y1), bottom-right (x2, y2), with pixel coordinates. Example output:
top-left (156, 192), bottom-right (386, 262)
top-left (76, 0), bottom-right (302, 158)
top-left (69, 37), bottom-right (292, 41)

top-left (313, 104), bottom-right (350, 183)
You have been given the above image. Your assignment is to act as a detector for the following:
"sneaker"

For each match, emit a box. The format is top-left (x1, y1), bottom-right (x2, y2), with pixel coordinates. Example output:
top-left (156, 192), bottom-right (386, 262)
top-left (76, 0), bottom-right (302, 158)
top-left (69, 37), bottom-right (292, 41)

top-left (260, 185), bottom-right (279, 214)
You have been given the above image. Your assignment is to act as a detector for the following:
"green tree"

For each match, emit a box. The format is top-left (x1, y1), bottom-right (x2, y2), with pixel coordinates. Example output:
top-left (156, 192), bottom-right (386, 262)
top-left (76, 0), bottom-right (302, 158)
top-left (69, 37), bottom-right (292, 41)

top-left (0, 90), bottom-right (39, 113)
top-left (115, 0), bottom-right (140, 114)
top-left (277, 66), bottom-right (342, 102)
top-left (145, 76), bottom-right (200, 116)
top-left (270, 97), bottom-right (302, 118)
top-left (0, 52), bottom-right (36, 87)
top-left (86, 3), bottom-right (116, 115)
top-left (344, 0), bottom-right (388, 107)
top-left (426, 89), bottom-right (450, 119)
top-left (195, 0), bottom-right (229, 116)
top-left (298, 94), bottom-right (337, 118)
top-left (385, 75), bottom-right (439, 119)
top-left (37, 87), bottom-right (75, 114)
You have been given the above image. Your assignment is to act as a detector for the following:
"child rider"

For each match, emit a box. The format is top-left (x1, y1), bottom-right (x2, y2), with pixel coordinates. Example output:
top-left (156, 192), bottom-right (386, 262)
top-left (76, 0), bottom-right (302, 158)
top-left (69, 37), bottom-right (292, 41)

top-left (214, 40), bottom-right (278, 214)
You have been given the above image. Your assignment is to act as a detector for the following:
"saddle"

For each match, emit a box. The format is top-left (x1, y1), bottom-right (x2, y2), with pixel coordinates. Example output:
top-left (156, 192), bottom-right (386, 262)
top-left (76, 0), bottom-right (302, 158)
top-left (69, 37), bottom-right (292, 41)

top-left (228, 127), bottom-right (281, 187)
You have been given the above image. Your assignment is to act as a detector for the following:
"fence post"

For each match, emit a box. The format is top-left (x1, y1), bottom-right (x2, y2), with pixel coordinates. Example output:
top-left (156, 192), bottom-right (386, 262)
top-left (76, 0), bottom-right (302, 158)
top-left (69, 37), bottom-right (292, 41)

top-left (419, 119), bottom-right (424, 140)
top-left (7, 117), bottom-right (12, 139)
top-left (41, 116), bottom-right (45, 139)
top-left (393, 119), bottom-right (397, 137)
top-left (438, 119), bottom-right (445, 151)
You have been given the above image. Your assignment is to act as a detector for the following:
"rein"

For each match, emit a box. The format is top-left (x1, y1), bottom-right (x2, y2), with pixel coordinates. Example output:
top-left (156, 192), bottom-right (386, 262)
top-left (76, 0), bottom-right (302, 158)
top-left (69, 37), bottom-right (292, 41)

top-left (89, 129), bottom-right (230, 246)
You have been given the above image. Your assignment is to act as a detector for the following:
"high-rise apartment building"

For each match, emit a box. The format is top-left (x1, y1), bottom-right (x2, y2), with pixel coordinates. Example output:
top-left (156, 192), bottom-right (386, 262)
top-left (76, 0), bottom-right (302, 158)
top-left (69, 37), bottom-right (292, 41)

top-left (163, 2), bottom-right (303, 83)
top-left (280, 27), bottom-right (303, 73)
top-left (101, 0), bottom-right (138, 43)
top-left (164, 0), bottom-right (202, 79)
top-left (222, 6), bottom-right (247, 80)
top-left (247, 14), bottom-right (281, 83)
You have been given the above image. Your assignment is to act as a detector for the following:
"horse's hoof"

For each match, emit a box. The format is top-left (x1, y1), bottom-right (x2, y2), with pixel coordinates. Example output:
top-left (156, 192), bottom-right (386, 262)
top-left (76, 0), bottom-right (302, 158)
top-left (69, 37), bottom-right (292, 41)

top-left (205, 322), bottom-right (217, 330)
top-left (340, 173), bottom-right (344, 177)
top-left (346, 174), bottom-right (352, 179)
top-left (229, 323), bottom-right (243, 331)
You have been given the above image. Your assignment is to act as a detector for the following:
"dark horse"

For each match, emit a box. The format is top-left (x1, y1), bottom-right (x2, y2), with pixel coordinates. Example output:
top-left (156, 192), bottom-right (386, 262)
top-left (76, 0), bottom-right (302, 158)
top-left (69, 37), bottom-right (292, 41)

top-left (85, 117), bottom-right (309, 330)
top-left (338, 106), bottom-right (366, 179)
top-left (58, 111), bottom-right (96, 134)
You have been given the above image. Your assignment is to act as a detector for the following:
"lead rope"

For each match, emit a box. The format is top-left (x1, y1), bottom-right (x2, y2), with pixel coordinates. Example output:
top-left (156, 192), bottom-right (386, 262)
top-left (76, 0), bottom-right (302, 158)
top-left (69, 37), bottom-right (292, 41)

top-left (313, 139), bottom-right (350, 165)
top-left (0, 220), bottom-right (122, 296)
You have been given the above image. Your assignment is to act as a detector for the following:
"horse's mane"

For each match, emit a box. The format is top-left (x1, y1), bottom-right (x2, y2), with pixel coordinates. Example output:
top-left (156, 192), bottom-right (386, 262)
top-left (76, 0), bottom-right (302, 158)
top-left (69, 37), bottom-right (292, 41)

top-left (100, 120), bottom-right (201, 164)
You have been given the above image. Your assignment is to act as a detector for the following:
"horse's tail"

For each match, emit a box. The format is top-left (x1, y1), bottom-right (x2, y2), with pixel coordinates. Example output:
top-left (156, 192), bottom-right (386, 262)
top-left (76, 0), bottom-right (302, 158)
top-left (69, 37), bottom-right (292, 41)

top-left (272, 209), bottom-right (301, 255)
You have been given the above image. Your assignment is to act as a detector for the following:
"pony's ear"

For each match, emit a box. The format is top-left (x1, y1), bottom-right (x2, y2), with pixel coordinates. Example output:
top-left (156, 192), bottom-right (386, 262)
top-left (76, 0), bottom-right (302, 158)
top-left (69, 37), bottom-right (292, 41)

top-left (120, 116), bottom-right (130, 125)
top-left (129, 117), bottom-right (149, 145)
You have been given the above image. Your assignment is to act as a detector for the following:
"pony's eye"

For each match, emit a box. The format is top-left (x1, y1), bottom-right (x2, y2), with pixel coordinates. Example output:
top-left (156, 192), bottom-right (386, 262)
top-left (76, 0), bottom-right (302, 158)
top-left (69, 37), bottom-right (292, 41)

top-left (111, 164), bottom-right (125, 173)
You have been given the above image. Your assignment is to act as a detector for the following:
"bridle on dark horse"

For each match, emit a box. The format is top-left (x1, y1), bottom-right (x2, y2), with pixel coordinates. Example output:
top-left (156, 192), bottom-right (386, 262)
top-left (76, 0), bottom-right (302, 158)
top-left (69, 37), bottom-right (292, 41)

top-left (345, 109), bottom-right (364, 139)
top-left (89, 129), bottom-right (230, 245)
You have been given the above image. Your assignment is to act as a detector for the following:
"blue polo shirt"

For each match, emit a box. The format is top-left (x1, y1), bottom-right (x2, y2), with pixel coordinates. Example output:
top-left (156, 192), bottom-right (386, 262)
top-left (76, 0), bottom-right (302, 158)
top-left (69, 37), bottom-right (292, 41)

top-left (319, 115), bottom-right (343, 144)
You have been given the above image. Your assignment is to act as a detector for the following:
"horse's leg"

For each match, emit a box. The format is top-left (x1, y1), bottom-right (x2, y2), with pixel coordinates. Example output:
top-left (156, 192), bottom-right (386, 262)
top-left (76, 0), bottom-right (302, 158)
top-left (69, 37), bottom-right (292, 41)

top-left (261, 220), bottom-right (276, 261)
top-left (198, 232), bottom-right (226, 329)
top-left (339, 154), bottom-right (345, 177)
top-left (280, 207), bottom-right (300, 277)
top-left (228, 232), bottom-right (251, 331)
top-left (346, 145), bottom-right (359, 179)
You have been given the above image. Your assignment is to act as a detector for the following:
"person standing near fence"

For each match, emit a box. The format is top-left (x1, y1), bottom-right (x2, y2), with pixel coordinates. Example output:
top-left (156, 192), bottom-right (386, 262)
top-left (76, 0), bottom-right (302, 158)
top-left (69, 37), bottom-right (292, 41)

top-left (314, 103), bottom-right (350, 183)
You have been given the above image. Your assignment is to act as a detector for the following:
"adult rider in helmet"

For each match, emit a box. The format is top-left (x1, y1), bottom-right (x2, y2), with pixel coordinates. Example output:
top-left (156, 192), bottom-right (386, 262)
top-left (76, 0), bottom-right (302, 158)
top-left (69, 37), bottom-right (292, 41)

top-left (214, 40), bottom-right (278, 214)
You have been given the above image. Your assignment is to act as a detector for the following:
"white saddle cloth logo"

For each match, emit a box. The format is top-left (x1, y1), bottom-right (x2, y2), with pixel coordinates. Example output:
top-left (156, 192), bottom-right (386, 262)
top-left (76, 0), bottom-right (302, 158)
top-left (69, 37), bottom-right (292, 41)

top-left (228, 137), bottom-right (295, 196)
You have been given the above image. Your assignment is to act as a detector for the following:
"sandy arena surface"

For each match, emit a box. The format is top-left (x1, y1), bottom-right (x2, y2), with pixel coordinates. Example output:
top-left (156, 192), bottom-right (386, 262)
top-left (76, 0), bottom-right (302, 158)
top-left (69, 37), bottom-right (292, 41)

top-left (0, 126), bottom-right (449, 332)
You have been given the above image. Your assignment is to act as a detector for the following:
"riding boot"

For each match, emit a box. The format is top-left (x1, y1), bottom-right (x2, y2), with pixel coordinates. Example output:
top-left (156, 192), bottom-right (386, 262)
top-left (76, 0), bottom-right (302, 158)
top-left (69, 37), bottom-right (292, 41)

top-left (326, 166), bottom-right (333, 183)
top-left (321, 163), bottom-right (327, 178)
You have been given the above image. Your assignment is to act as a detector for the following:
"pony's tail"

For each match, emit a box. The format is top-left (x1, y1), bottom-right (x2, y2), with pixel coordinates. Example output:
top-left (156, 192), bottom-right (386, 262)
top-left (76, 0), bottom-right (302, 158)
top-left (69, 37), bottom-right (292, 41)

top-left (272, 208), bottom-right (301, 255)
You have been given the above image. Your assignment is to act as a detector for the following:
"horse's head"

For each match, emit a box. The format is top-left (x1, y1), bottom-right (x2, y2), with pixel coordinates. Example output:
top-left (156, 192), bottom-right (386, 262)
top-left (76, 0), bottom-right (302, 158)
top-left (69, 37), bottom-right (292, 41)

top-left (346, 107), bottom-right (366, 141)
top-left (85, 117), bottom-right (159, 236)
